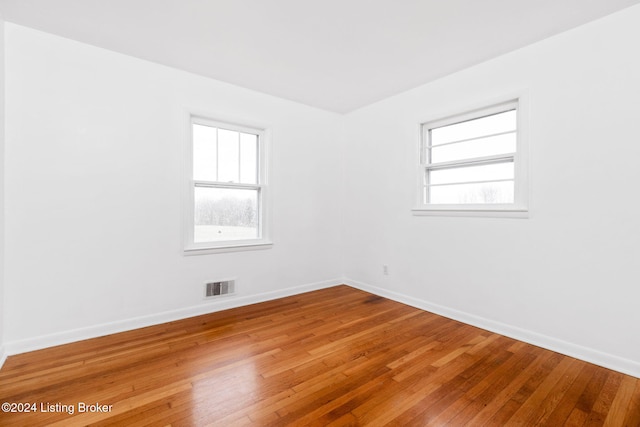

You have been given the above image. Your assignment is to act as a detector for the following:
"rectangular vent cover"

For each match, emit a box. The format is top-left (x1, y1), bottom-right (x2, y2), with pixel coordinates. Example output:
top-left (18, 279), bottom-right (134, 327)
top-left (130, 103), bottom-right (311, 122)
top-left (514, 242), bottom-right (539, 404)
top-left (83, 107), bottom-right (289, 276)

top-left (205, 280), bottom-right (235, 298)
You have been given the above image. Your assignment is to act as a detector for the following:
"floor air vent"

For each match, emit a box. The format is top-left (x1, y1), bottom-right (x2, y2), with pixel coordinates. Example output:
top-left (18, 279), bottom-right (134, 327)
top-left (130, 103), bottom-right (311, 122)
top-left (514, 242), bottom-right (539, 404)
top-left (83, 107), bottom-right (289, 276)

top-left (205, 280), bottom-right (235, 298)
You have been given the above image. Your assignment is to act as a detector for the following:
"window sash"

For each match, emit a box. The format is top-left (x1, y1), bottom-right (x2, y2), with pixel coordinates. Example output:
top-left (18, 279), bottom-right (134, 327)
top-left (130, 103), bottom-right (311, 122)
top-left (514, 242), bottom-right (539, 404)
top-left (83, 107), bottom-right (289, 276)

top-left (186, 115), bottom-right (269, 253)
top-left (194, 181), bottom-right (263, 191)
top-left (424, 100), bottom-right (518, 131)
top-left (193, 184), bottom-right (263, 243)
top-left (423, 156), bottom-right (515, 203)
top-left (419, 100), bottom-right (522, 209)
top-left (426, 129), bottom-right (516, 149)
top-left (192, 120), bottom-right (262, 185)
top-left (424, 153), bottom-right (515, 170)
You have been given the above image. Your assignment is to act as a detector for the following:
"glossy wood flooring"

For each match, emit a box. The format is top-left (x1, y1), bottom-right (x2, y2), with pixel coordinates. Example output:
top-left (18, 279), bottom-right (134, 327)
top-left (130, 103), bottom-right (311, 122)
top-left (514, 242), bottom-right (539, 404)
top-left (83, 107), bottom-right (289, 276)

top-left (1, 285), bottom-right (639, 426)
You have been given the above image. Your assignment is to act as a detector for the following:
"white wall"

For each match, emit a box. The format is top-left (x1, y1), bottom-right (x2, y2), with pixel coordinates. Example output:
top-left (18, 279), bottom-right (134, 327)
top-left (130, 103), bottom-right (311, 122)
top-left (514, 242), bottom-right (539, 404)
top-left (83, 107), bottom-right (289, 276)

top-left (343, 5), bottom-right (640, 376)
top-left (3, 24), bottom-right (345, 351)
top-left (0, 16), bottom-right (6, 367)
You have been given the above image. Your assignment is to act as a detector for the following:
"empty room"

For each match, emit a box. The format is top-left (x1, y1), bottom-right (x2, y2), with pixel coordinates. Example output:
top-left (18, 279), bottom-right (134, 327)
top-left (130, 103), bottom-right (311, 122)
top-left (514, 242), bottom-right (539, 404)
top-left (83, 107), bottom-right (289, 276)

top-left (0, 0), bottom-right (639, 425)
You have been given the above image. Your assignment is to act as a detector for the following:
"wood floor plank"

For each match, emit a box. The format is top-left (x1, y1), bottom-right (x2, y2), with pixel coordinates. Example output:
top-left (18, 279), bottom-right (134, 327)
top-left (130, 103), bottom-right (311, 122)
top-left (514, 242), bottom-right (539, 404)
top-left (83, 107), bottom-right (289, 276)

top-left (463, 347), bottom-right (552, 426)
top-left (427, 348), bottom-right (539, 425)
top-left (565, 407), bottom-right (590, 427)
top-left (585, 372), bottom-right (624, 426)
top-left (1, 285), bottom-right (638, 426)
top-left (622, 380), bottom-right (640, 427)
top-left (537, 362), bottom-right (597, 426)
top-left (603, 376), bottom-right (637, 427)
top-left (503, 356), bottom-right (577, 424)
top-left (392, 349), bottom-right (518, 425)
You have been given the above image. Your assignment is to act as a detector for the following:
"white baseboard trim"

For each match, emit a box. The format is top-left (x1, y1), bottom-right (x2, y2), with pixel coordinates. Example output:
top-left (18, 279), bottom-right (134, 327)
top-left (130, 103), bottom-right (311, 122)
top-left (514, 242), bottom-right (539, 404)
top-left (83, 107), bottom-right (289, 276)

top-left (4, 278), bottom-right (342, 357)
top-left (0, 345), bottom-right (7, 371)
top-left (344, 278), bottom-right (640, 379)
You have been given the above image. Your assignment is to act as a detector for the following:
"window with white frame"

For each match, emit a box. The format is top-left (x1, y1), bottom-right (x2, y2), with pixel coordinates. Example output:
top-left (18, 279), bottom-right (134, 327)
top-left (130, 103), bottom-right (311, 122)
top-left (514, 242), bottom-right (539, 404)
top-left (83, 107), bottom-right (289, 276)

top-left (415, 99), bottom-right (528, 216)
top-left (185, 116), bottom-right (270, 253)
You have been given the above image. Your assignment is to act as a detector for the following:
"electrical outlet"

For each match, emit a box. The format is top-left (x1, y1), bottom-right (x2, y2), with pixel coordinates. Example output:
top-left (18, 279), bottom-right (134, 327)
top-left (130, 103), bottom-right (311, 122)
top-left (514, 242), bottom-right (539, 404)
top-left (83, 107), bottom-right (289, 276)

top-left (383, 265), bottom-right (389, 275)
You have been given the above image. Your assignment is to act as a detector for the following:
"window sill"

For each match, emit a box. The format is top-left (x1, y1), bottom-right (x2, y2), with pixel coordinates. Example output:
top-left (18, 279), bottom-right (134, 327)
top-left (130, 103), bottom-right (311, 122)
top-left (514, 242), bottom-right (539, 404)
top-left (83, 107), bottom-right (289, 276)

top-left (184, 241), bottom-right (273, 255)
top-left (412, 207), bottom-right (528, 219)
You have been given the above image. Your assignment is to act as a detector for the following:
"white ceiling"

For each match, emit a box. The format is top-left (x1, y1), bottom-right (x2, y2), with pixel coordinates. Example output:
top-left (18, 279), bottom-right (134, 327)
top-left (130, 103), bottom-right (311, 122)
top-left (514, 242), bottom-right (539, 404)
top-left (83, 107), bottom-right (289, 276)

top-left (1, 0), bottom-right (638, 113)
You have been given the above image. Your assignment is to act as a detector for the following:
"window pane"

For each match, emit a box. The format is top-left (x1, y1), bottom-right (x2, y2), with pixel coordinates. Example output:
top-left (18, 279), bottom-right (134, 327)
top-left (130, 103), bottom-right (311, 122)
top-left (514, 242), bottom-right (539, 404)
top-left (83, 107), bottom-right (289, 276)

top-left (193, 124), bottom-right (217, 181)
top-left (240, 133), bottom-right (258, 184)
top-left (429, 162), bottom-right (514, 185)
top-left (431, 110), bottom-right (516, 146)
top-left (430, 132), bottom-right (515, 163)
top-left (194, 187), bottom-right (259, 242)
top-left (429, 181), bottom-right (514, 204)
top-left (218, 129), bottom-right (240, 183)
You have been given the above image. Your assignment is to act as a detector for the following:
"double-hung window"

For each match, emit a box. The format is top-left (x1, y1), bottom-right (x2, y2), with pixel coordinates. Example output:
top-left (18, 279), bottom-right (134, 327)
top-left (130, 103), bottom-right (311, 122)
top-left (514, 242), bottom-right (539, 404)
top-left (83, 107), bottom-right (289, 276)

top-left (185, 116), bottom-right (270, 253)
top-left (415, 99), bottom-right (528, 217)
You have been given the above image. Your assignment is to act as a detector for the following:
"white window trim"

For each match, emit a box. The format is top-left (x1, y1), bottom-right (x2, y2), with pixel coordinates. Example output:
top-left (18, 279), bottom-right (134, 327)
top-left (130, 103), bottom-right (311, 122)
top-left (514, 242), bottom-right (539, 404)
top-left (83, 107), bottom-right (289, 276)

top-left (183, 113), bottom-right (272, 255)
top-left (412, 94), bottom-right (530, 218)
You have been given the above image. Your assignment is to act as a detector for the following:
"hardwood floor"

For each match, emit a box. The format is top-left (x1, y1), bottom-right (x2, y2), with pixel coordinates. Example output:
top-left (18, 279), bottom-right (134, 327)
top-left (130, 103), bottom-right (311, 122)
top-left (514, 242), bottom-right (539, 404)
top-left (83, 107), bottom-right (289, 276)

top-left (0, 285), bottom-right (638, 426)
